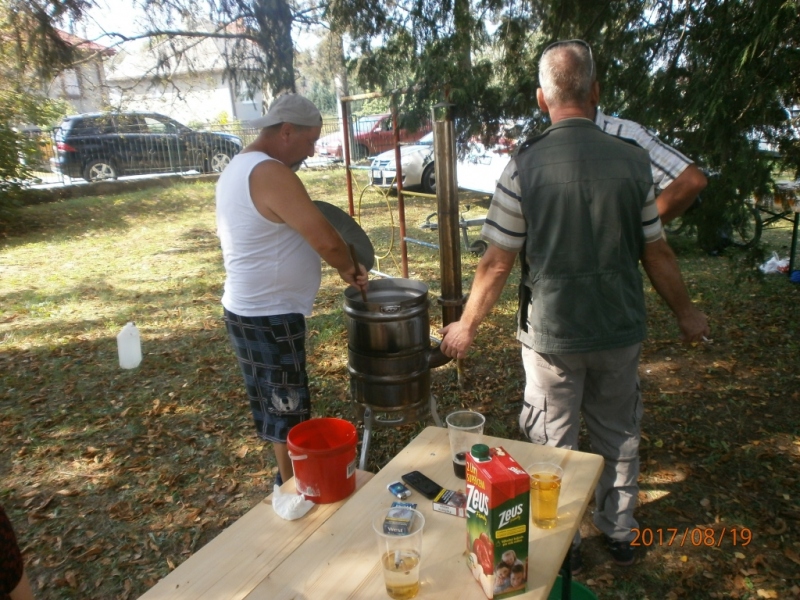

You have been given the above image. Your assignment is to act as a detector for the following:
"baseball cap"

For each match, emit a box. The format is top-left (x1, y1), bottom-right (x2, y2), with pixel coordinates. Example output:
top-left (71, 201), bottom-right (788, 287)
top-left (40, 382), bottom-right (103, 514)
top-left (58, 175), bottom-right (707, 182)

top-left (249, 93), bottom-right (322, 129)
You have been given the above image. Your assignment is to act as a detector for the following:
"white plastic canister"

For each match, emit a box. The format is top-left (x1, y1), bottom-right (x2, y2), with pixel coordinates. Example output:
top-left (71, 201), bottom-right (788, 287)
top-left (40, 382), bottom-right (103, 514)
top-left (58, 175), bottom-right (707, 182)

top-left (117, 322), bottom-right (142, 369)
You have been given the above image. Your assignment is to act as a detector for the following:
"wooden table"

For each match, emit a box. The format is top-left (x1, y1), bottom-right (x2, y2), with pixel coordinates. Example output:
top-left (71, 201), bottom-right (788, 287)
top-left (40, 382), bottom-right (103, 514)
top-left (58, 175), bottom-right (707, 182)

top-left (755, 182), bottom-right (800, 273)
top-left (139, 427), bottom-right (603, 600)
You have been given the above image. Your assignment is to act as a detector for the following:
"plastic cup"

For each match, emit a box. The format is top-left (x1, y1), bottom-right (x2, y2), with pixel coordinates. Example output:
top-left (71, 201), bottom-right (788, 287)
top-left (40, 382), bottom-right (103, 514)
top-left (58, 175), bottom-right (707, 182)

top-left (527, 463), bottom-right (563, 529)
top-left (446, 411), bottom-right (485, 479)
top-left (373, 508), bottom-right (425, 599)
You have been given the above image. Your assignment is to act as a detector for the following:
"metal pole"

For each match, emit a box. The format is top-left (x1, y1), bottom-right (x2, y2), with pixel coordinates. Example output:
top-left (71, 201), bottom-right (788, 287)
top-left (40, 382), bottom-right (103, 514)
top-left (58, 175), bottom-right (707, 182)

top-left (393, 102), bottom-right (409, 278)
top-left (789, 211), bottom-right (799, 275)
top-left (341, 100), bottom-right (355, 217)
top-left (432, 105), bottom-right (464, 328)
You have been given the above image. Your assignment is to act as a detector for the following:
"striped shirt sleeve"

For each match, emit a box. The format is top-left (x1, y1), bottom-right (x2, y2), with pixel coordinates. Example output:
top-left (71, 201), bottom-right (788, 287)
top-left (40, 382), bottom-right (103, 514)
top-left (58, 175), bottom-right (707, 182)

top-left (642, 184), bottom-right (663, 243)
top-left (480, 155), bottom-right (663, 246)
top-left (480, 158), bottom-right (526, 252)
top-left (595, 109), bottom-right (694, 191)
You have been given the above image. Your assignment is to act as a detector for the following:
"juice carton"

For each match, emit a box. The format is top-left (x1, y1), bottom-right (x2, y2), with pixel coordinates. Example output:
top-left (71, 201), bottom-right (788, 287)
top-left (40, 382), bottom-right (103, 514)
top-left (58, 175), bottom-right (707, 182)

top-left (465, 444), bottom-right (530, 599)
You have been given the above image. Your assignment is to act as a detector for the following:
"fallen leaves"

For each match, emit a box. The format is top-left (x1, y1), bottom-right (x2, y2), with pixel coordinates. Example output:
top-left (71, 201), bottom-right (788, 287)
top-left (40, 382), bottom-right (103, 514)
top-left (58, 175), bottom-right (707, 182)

top-left (3, 173), bottom-right (800, 600)
top-left (765, 518), bottom-right (787, 535)
top-left (584, 573), bottom-right (615, 587)
top-left (784, 547), bottom-right (800, 567)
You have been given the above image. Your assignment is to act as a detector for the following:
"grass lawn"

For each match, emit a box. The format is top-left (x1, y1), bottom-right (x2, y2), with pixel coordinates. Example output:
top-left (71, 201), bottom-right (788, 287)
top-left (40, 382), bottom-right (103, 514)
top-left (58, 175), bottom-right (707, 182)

top-left (1, 168), bottom-right (799, 599)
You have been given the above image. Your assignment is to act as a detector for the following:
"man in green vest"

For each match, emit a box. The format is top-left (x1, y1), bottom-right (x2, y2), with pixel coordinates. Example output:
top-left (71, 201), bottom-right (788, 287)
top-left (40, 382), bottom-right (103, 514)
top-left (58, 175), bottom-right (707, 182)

top-left (439, 40), bottom-right (710, 569)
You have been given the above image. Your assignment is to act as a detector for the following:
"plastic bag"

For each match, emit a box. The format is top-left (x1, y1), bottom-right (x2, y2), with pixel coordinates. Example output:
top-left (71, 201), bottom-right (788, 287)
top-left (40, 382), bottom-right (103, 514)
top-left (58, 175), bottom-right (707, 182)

top-left (272, 484), bottom-right (314, 520)
top-left (759, 252), bottom-right (790, 274)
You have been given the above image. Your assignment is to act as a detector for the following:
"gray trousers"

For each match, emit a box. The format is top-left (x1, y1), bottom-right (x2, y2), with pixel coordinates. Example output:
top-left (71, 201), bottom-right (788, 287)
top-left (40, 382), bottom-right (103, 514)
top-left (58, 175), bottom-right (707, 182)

top-left (519, 343), bottom-right (642, 543)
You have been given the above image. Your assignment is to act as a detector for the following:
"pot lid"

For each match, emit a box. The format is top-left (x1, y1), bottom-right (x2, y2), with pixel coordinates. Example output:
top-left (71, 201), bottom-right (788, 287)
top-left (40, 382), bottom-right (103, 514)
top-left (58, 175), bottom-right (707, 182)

top-left (314, 201), bottom-right (375, 271)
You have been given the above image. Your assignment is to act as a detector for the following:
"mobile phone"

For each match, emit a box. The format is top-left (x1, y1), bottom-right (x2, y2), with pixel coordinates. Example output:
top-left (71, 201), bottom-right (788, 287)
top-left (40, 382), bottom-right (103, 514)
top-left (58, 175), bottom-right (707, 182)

top-left (387, 481), bottom-right (412, 500)
top-left (401, 471), bottom-right (444, 500)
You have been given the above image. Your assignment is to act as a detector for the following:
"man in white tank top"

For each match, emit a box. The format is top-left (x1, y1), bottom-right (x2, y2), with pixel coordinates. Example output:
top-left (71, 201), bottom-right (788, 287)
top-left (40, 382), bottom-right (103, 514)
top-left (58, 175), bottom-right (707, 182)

top-left (216, 94), bottom-right (369, 487)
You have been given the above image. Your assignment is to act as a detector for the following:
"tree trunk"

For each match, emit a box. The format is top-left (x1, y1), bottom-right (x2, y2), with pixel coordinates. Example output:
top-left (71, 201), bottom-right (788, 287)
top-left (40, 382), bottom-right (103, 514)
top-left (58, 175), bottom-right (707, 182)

top-left (252, 0), bottom-right (296, 96)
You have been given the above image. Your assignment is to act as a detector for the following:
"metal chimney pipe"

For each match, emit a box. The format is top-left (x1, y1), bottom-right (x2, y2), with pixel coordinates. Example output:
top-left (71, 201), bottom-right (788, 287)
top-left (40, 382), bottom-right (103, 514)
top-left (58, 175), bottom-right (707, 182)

top-left (431, 106), bottom-right (464, 328)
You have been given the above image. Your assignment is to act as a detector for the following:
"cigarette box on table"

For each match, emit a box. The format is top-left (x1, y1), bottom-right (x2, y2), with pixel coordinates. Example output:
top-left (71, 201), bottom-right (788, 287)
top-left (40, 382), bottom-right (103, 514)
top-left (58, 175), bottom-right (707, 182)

top-left (465, 445), bottom-right (530, 599)
top-left (383, 502), bottom-right (417, 534)
top-left (432, 489), bottom-right (467, 518)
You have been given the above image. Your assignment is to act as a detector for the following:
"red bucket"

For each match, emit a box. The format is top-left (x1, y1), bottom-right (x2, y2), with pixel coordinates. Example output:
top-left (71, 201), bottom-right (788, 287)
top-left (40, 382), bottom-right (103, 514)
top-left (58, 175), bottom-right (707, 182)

top-left (287, 418), bottom-right (358, 504)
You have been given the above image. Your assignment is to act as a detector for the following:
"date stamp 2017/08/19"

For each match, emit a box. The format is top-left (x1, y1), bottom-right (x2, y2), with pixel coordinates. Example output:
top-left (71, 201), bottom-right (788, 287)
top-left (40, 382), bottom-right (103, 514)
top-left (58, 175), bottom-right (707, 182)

top-left (631, 527), bottom-right (752, 547)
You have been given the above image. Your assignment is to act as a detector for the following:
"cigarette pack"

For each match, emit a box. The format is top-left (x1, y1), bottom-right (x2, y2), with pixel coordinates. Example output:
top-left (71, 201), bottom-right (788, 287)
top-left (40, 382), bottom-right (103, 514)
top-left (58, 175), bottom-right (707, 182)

top-left (383, 502), bottom-right (418, 534)
top-left (432, 489), bottom-right (467, 518)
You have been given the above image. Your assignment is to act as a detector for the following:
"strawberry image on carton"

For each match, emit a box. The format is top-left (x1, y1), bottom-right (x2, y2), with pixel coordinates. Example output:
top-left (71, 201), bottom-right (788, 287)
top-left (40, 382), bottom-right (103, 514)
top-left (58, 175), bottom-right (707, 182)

top-left (465, 444), bottom-right (530, 599)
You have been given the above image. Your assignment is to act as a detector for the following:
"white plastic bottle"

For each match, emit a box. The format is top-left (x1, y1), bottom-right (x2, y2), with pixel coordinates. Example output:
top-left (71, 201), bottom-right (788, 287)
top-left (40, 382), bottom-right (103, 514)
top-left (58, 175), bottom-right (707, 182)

top-left (117, 322), bottom-right (142, 369)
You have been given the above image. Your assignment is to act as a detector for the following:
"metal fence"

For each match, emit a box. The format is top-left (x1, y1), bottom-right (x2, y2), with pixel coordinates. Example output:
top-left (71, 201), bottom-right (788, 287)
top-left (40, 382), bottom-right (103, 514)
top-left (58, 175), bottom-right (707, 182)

top-left (22, 116), bottom-right (344, 188)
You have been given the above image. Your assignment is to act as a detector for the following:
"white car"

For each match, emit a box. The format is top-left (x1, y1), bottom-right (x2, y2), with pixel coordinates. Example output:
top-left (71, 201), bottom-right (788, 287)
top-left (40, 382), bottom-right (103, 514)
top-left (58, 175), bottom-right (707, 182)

top-left (456, 142), bottom-right (513, 195)
top-left (370, 132), bottom-right (436, 194)
top-left (369, 130), bottom-right (519, 196)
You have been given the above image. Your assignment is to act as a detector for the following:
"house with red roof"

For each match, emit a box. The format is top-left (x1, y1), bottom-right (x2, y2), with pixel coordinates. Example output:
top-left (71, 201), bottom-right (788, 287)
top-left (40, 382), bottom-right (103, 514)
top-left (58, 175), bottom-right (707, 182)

top-left (48, 30), bottom-right (116, 113)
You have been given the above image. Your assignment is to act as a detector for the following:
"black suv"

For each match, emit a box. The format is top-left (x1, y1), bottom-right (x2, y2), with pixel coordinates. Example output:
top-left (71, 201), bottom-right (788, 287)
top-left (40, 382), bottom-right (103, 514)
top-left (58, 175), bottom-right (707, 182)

top-left (50, 112), bottom-right (243, 182)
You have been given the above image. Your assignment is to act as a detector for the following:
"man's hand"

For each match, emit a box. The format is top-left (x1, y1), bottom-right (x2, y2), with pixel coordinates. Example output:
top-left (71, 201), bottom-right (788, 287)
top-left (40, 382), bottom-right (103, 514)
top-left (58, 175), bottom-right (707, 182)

top-left (338, 262), bottom-right (369, 294)
top-left (676, 308), bottom-right (710, 343)
top-left (438, 320), bottom-right (477, 360)
top-left (641, 238), bottom-right (711, 344)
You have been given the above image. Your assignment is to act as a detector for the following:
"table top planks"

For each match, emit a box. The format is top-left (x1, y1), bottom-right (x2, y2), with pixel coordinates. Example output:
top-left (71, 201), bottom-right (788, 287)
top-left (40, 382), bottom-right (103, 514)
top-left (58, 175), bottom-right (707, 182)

top-left (137, 470), bottom-right (375, 600)
top-left (138, 427), bottom-right (603, 600)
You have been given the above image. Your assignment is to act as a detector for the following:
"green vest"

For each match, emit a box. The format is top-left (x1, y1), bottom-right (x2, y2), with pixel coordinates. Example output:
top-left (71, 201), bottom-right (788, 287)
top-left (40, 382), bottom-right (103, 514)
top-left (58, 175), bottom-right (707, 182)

top-left (515, 118), bottom-right (652, 354)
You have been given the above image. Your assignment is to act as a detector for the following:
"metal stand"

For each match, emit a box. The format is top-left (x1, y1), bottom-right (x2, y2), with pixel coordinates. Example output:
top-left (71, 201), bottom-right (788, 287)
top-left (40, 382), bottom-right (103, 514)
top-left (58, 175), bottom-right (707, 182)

top-left (357, 395), bottom-right (442, 471)
top-left (407, 206), bottom-right (488, 256)
top-left (558, 553), bottom-right (573, 600)
top-left (358, 406), bottom-right (374, 472)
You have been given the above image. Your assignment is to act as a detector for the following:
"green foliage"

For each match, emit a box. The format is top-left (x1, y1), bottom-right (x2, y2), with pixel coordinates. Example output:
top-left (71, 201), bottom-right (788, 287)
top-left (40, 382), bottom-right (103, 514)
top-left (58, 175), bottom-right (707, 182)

top-left (306, 80), bottom-right (338, 114)
top-left (0, 88), bottom-right (70, 232)
top-left (2, 0), bottom-right (85, 81)
top-left (359, 97), bottom-right (390, 115)
top-left (213, 111), bottom-right (230, 126)
top-left (0, 120), bottom-right (26, 226)
top-left (330, 0), bottom-right (799, 234)
top-left (0, 8), bottom-right (74, 230)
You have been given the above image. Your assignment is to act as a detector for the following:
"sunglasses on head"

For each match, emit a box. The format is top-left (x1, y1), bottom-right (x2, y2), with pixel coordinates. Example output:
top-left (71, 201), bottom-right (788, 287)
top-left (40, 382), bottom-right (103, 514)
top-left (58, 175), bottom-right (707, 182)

top-left (542, 39), bottom-right (594, 78)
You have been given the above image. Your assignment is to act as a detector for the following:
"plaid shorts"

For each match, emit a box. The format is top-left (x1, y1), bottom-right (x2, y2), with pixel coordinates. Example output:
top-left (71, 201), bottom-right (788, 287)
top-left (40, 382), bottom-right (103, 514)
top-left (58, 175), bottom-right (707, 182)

top-left (223, 308), bottom-right (311, 443)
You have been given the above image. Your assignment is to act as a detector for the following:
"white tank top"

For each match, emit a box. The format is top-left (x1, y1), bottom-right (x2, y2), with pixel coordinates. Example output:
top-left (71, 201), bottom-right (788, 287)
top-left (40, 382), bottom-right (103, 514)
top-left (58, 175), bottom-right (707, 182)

top-left (216, 151), bottom-right (321, 316)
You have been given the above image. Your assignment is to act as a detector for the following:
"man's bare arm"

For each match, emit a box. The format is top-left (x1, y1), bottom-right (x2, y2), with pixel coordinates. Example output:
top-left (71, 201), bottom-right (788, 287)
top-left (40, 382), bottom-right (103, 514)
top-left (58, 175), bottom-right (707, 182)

top-left (657, 164), bottom-right (707, 224)
top-left (640, 238), bottom-right (709, 342)
top-left (250, 161), bottom-right (368, 289)
top-left (439, 244), bottom-right (518, 359)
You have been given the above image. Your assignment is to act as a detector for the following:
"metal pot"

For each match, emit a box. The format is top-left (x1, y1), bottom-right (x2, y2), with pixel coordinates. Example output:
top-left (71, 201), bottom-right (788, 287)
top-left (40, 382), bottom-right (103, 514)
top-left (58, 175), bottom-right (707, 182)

top-left (343, 278), bottom-right (451, 422)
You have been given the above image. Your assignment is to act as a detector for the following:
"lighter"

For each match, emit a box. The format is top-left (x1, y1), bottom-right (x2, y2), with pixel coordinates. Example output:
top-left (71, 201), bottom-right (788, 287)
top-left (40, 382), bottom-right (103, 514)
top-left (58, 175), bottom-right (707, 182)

top-left (387, 481), bottom-right (412, 500)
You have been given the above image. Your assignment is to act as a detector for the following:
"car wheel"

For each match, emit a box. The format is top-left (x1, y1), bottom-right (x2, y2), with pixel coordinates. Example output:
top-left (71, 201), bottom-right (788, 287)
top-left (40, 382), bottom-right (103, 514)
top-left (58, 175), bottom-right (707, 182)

top-left (663, 216), bottom-right (687, 236)
top-left (83, 159), bottom-right (117, 182)
top-left (728, 204), bottom-right (762, 249)
top-left (421, 162), bottom-right (436, 194)
top-left (207, 149), bottom-right (233, 173)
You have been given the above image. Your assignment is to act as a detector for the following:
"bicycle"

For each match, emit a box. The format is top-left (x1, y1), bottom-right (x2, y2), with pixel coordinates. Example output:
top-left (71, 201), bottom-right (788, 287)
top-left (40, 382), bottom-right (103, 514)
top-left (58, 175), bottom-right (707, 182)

top-left (663, 197), bottom-right (763, 250)
top-left (416, 204), bottom-right (489, 256)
